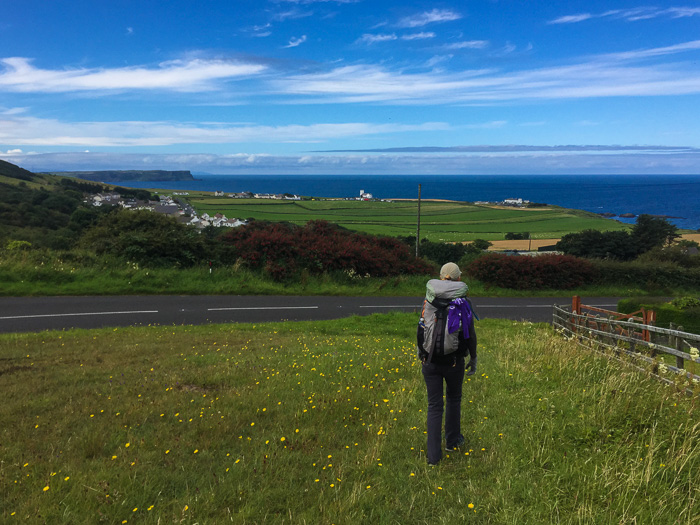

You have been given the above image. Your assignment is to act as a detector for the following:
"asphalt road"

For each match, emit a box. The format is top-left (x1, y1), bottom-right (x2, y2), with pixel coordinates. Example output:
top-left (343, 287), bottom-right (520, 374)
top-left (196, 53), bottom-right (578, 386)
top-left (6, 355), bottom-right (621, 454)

top-left (0, 296), bottom-right (621, 334)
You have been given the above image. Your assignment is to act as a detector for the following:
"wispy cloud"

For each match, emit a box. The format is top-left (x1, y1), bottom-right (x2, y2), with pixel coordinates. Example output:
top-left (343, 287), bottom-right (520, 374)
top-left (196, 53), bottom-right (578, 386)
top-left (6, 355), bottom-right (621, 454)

top-left (397, 8), bottom-right (462, 28)
top-left (284, 35), bottom-right (308, 48)
top-left (7, 148), bottom-right (700, 175)
top-left (250, 23), bottom-right (272, 37)
top-left (0, 114), bottom-right (448, 147)
top-left (599, 39), bottom-right (700, 60)
top-left (314, 144), bottom-right (700, 153)
top-left (401, 32), bottom-right (435, 41)
top-left (549, 7), bottom-right (700, 24)
top-left (0, 57), bottom-right (266, 93)
top-left (272, 9), bottom-right (313, 21)
top-left (356, 33), bottom-right (397, 44)
top-left (275, 40), bottom-right (700, 104)
top-left (443, 40), bottom-right (489, 50)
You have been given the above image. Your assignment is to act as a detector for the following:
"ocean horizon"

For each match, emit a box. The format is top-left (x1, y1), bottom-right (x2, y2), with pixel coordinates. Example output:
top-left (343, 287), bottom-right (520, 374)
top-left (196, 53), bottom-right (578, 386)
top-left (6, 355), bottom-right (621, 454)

top-left (110, 174), bottom-right (700, 231)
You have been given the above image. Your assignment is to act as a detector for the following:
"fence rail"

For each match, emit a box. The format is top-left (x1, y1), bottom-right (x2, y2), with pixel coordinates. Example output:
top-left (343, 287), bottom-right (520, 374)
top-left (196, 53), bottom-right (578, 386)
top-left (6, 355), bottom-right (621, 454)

top-left (553, 298), bottom-right (700, 392)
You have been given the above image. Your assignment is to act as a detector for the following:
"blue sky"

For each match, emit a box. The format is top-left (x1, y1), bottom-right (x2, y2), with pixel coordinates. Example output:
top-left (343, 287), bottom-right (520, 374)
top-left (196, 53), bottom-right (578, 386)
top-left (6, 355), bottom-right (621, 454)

top-left (2, 0), bottom-right (700, 174)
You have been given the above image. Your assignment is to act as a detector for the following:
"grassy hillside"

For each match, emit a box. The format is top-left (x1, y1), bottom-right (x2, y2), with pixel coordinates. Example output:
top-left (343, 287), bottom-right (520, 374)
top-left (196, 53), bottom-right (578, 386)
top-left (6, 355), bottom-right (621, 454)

top-left (1, 314), bottom-right (697, 523)
top-left (0, 160), bottom-right (59, 190)
top-left (0, 158), bottom-right (36, 182)
top-left (186, 197), bottom-right (630, 242)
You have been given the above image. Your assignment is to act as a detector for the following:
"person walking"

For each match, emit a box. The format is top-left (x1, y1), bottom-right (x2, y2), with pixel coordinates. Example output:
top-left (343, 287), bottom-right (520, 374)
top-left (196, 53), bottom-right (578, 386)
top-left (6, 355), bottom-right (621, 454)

top-left (417, 262), bottom-right (477, 465)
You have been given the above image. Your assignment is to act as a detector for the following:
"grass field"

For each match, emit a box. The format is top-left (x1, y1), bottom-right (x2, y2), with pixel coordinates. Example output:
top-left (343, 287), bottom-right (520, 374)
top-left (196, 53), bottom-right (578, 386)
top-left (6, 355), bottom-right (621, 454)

top-left (186, 198), bottom-right (629, 242)
top-left (1, 314), bottom-right (698, 524)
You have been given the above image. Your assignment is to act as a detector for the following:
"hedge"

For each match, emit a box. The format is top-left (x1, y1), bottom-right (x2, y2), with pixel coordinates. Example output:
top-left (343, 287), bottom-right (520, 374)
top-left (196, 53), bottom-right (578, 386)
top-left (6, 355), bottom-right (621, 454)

top-left (466, 253), bottom-right (595, 290)
top-left (591, 260), bottom-right (700, 290)
top-left (618, 297), bottom-right (700, 334)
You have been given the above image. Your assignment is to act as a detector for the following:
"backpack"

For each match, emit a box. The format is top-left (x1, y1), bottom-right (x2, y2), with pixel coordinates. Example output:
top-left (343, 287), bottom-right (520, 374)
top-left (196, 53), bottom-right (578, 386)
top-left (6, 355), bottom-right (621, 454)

top-left (417, 279), bottom-right (473, 362)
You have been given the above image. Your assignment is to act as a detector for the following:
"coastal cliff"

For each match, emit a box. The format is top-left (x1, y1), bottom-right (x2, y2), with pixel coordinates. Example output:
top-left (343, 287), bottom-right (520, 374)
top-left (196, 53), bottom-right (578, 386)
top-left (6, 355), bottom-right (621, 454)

top-left (53, 170), bottom-right (195, 182)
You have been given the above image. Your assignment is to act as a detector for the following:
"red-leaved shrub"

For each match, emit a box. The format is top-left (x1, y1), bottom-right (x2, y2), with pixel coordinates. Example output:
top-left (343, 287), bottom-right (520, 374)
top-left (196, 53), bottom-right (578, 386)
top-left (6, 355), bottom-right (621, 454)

top-left (218, 220), bottom-right (434, 280)
top-left (467, 253), bottom-right (594, 290)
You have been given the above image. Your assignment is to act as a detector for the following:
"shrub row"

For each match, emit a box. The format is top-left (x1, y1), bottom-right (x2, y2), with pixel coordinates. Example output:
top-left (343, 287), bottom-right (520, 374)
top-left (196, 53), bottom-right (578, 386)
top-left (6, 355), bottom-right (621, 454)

top-left (591, 260), bottom-right (700, 290)
top-left (219, 220), bottom-right (435, 281)
top-left (465, 252), bottom-right (700, 291)
top-left (466, 253), bottom-right (595, 290)
top-left (618, 297), bottom-right (700, 334)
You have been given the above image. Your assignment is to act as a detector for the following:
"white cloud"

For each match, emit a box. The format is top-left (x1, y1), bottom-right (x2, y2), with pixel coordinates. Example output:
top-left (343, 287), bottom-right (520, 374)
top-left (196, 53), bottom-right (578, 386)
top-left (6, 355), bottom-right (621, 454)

top-left (401, 32), bottom-right (435, 41)
top-left (667, 7), bottom-right (700, 18)
top-left (284, 35), bottom-right (307, 48)
top-left (6, 149), bottom-right (700, 175)
top-left (549, 7), bottom-right (700, 24)
top-left (397, 9), bottom-right (462, 28)
top-left (464, 120), bottom-right (507, 129)
top-left (600, 39), bottom-right (700, 61)
top-left (274, 40), bottom-right (700, 104)
top-left (273, 9), bottom-right (313, 21)
top-left (356, 33), bottom-right (397, 44)
top-left (548, 13), bottom-right (593, 24)
top-left (425, 55), bottom-right (453, 68)
top-left (444, 40), bottom-right (489, 50)
top-left (0, 114), bottom-right (448, 147)
top-left (0, 57), bottom-right (267, 93)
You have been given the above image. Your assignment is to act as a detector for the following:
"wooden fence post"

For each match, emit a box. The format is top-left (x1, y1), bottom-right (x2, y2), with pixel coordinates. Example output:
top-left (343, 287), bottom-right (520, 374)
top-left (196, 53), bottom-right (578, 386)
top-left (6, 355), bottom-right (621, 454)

top-left (572, 295), bottom-right (581, 314)
top-left (572, 296), bottom-right (581, 333)
top-left (642, 309), bottom-right (656, 342)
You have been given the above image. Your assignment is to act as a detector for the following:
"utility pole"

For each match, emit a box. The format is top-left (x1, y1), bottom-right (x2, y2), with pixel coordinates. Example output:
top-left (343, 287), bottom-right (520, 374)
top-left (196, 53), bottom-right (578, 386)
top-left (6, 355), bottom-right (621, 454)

top-left (416, 184), bottom-right (421, 258)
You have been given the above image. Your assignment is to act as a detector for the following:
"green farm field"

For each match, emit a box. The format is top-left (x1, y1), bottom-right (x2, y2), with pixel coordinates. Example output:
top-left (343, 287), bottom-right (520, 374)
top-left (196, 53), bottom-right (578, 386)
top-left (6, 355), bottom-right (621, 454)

top-left (186, 198), bottom-right (629, 242)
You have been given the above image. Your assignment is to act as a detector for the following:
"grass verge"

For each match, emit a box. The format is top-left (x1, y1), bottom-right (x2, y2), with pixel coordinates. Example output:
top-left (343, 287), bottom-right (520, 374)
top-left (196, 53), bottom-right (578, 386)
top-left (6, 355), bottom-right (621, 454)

top-left (1, 314), bottom-right (698, 523)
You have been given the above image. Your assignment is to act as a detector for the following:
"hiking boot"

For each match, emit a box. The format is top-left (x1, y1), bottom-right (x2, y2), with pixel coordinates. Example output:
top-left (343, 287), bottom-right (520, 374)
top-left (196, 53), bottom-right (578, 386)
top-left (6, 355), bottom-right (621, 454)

top-left (446, 434), bottom-right (465, 451)
top-left (466, 357), bottom-right (477, 376)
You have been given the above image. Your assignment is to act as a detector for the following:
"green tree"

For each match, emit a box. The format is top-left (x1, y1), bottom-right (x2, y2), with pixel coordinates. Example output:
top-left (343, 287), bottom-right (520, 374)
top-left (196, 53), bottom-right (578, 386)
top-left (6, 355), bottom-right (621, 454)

top-left (631, 214), bottom-right (679, 253)
top-left (505, 232), bottom-right (529, 240)
top-left (81, 210), bottom-right (209, 267)
top-left (470, 238), bottom-right (492, 251)
top-left (556, 229), bottom-right (638, 260)
top-left (417, 239), bottom-right (467, 265)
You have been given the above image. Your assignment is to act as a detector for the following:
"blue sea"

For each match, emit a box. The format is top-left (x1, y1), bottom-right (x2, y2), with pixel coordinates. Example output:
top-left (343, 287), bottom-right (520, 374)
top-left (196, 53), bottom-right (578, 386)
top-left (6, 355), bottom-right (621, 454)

top-left (114, 174), bottom-right (700, 230)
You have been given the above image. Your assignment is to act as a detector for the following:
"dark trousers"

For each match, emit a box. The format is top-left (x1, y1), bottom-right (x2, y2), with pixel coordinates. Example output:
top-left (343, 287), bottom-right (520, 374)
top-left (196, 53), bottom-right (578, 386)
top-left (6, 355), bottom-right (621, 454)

top-left (422, 356), bottom-right (465, 464)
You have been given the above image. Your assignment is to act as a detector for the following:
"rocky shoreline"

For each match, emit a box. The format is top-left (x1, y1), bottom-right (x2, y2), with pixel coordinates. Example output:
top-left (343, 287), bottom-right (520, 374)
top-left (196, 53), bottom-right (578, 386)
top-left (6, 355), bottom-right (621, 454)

top-left (598, 212), bottom-right (685, 220)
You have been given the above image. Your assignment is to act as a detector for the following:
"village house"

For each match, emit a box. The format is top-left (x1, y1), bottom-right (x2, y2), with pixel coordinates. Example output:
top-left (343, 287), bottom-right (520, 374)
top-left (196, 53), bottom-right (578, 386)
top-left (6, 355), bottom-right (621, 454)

top-left (91, 192), bottom-right (121, 206)
top-left (502, 198), bottom-right (530, 207)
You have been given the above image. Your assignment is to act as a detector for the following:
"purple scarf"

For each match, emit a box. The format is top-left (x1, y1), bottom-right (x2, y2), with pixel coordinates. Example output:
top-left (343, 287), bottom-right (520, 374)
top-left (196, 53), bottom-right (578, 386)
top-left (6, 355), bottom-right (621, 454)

top-left (447, 298), bottom-right (472, 339)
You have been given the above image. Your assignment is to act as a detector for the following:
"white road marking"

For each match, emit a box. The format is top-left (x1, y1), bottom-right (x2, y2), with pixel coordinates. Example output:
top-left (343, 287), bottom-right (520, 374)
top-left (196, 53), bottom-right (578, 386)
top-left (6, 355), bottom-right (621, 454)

top-left (359, 305), bottom-right (418, 308)
top-left (0, 310), bottom-right (159, 320)
top-left (208, 306), bottom-right (319, 311)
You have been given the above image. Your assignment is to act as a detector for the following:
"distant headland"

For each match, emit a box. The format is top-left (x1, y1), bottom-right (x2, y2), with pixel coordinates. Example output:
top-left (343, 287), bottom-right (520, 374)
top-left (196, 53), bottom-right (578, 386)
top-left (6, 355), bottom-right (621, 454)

top-left (48, 170), bottom-right (195, 183)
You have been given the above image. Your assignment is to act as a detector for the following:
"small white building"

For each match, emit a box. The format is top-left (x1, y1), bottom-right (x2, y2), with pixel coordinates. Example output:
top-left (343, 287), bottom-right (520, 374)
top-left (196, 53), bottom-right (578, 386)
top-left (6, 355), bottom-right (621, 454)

top-left (502, 198), bottom-right (530, 206)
